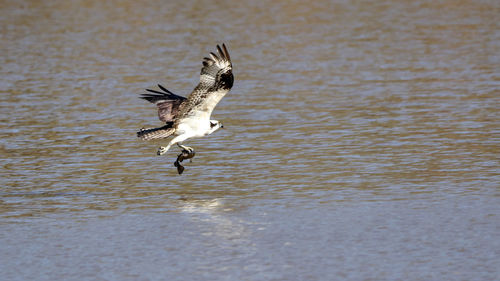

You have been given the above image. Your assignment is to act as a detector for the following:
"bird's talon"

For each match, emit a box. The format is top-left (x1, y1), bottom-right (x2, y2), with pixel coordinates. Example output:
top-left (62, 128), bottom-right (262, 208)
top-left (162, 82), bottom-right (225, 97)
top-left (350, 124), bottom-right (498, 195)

top-left (157, 146), bottom-right (168, 155)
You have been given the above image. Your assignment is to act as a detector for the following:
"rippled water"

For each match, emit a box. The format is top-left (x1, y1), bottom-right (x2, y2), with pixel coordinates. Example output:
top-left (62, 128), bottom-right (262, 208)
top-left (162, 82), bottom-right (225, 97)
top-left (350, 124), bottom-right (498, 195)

top-left (1, 0), bottom-right (499, 280)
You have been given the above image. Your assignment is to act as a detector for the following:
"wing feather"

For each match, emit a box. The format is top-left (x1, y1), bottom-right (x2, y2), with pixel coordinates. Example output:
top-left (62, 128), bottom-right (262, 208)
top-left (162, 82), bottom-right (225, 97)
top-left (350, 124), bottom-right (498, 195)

top-left (209, 52), bottom-right (219, 61)
top-left (139, 84), bottom-right (186, 122)
top-left (216, 45), bottom-right (224, 58)
top-left (222, 44), bottom-right (230, 61)
top-left (176, 44), bottom-right (233, 122)
top-left (157, 84), bottom-right (175, 95)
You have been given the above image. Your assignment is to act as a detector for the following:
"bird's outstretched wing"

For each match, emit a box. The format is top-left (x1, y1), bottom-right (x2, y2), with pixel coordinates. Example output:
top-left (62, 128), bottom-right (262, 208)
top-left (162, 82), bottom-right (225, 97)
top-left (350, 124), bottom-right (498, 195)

top-left (176, 44), bottom-right (233, 121)
top-left (140, 84), bottom-right (186, 123)
top-left (199, 44), bottom-right (232, 90)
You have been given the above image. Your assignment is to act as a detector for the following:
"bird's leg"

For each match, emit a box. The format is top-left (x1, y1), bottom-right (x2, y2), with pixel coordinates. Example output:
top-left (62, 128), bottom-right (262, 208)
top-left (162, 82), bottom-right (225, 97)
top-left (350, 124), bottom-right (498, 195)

top-left (157, 135), bottom-right (189, 156)
top-left (157, 144), bottom-right (171, 155)
top-left (176, 143), bottom-right (195, 163)
top-left (177, 143), bottom-right (195, 154)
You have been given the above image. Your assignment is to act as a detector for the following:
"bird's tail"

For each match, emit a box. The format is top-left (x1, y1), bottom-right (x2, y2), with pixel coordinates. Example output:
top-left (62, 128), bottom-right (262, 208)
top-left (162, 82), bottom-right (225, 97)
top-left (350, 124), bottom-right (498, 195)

top-left (137, 125), bottom-right (175, 141)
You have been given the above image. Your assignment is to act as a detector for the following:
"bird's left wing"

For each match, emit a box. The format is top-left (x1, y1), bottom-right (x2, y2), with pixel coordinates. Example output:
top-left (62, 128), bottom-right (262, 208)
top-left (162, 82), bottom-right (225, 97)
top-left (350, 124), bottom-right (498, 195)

top-left (140, 84), bottom-right (186, 123)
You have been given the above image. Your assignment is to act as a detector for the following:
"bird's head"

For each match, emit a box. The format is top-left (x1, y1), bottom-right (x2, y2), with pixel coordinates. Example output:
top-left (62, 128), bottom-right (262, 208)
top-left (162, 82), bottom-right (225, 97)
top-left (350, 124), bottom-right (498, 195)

top-left (209, 120), bottom-right (224, 134)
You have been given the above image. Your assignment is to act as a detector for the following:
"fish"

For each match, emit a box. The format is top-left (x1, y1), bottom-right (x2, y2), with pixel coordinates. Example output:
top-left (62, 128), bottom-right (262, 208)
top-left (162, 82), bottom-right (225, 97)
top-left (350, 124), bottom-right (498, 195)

top-left (173, 149), bottom-right (195, 174)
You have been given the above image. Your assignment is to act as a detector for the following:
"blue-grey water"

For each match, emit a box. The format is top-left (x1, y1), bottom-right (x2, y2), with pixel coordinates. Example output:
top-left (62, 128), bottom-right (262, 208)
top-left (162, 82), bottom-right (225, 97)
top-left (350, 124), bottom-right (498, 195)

top-left (1, 0), bottom-right (499, 280)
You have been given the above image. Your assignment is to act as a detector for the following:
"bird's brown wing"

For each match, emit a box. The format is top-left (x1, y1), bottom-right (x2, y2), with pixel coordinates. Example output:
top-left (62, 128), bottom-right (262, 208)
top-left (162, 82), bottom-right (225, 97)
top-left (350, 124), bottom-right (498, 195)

top-left (139, 84), bottom-right (187, 123)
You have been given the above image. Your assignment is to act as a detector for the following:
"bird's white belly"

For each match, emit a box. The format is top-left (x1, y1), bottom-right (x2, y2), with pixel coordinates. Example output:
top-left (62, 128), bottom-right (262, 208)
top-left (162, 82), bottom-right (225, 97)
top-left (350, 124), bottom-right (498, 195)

top-left (177, 115), bottom-right (210, 138)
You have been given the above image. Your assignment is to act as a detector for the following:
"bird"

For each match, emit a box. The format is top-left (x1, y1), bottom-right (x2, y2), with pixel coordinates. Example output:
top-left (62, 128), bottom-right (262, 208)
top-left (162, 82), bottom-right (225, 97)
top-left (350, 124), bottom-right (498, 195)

top-left (137, 44), bottom-right (233, 173)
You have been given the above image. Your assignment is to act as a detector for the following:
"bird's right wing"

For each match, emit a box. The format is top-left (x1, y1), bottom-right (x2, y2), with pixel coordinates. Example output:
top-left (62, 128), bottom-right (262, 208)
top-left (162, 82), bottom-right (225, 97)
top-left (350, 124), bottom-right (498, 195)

top-left (139, 84), bottom-right (186, 123)
top-left (177, 44), bottom-right (233, 120)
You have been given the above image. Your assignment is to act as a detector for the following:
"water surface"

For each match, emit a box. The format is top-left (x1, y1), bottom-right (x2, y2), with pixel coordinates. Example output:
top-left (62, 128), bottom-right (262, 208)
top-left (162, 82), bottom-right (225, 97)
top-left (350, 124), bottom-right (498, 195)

top-left (1, 0), bottom-right (499, 280)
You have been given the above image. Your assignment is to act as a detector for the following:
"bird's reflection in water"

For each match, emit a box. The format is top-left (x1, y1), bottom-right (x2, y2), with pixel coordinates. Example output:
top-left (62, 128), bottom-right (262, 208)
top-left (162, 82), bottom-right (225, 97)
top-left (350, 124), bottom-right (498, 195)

top-left (178, 198), bottom-right (254, 246)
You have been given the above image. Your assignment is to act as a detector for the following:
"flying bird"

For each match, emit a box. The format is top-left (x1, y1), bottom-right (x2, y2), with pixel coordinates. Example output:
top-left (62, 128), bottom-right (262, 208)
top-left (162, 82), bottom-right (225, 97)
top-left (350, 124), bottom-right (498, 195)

top-left (137, 44), bottom-right (233, 173)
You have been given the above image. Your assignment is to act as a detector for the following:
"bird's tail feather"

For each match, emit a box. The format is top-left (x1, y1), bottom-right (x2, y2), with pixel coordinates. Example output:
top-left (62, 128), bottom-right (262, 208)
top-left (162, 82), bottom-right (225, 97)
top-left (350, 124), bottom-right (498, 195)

top-left (137, 125), bottom-right (175, 140)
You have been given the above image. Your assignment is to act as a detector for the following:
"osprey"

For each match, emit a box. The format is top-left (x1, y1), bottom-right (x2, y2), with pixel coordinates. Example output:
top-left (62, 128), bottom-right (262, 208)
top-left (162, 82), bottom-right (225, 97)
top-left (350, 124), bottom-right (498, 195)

top-left (137, 44), bottom-right (233, 173)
